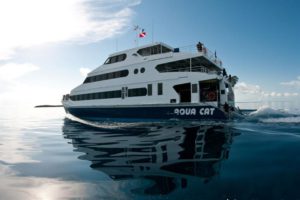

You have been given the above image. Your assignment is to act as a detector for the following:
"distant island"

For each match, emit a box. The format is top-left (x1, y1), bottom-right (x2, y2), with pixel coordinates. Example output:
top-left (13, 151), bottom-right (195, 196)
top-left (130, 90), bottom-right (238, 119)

top-left (35, 105), bottom-right (63, 108)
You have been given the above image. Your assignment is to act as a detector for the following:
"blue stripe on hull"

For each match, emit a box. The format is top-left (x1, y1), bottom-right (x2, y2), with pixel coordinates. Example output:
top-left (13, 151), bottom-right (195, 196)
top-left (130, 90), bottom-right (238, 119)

top-left (65, 105), bottom-right (227, 121)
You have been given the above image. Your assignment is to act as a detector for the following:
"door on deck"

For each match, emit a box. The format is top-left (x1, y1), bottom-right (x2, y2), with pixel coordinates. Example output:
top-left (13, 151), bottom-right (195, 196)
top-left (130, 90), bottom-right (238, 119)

top-left (199, 79), bottom-right (219, 103)
top-left (173, 83), bottom-right (191, 103)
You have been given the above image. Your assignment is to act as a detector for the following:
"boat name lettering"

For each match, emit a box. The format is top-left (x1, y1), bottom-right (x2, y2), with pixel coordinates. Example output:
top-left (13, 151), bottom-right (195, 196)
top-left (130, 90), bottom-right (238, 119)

top-left (174, 108), bottom-right (215, 116)
top-left (199, 108), bottom-right (215, 115)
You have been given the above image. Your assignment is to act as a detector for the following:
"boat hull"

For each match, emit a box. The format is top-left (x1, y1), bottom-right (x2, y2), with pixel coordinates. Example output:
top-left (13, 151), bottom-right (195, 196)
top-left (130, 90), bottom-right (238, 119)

top-left (64, 104), bottom-right (227, 121)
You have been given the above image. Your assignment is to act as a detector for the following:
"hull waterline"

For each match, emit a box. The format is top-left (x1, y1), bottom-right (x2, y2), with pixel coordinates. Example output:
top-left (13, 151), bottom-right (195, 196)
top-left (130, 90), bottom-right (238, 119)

top-left (64, 104), bottom-right (228, 121)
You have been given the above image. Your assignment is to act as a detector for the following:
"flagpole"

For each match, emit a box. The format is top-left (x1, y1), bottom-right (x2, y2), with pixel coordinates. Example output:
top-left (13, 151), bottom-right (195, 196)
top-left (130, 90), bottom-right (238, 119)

top-left (133, 25), bottom-right (146, 47)
top-left (134, 25), bottom-right (139, 47)
top-left (136, 31), bottom-right (139, 47)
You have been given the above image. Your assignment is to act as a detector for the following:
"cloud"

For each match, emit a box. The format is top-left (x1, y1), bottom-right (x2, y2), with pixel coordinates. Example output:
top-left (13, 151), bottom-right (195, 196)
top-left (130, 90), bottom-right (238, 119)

top-left (79, 67), bottom-right (92, 77)
top-left (234, 82), bottom-right (299, 101)
top-left (280, 76), bottom-right (300, 88)
top-left (234, 82), bottom-right (264, 102)
top-left (0, 0), bottom-right (141, 60)
top-left (0, 63), bottom-right (60, 106)
top-left (234, 82), bottom-right (262, 94)
top-left (0, 63), bottom-right (39, 81)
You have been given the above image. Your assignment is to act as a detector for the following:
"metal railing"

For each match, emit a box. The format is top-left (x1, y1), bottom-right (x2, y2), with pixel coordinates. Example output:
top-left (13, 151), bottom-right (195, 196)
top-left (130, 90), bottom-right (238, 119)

top-left (178, 44), bottom-right (223, 67)
top-left (158, 65), bottom-right (219, 74)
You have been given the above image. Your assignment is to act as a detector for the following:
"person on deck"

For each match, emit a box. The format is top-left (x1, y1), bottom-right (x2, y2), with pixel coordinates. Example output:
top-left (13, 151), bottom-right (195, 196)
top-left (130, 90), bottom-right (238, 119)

top-left (223, 102), bottom-right (229, 113)
top-left (197, 42), bottom-right (203, 52)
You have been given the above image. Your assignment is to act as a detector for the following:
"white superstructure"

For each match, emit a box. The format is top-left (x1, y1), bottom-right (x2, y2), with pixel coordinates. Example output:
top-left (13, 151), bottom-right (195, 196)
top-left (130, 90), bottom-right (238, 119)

top-left (62, 42), bottom-right (238, 120)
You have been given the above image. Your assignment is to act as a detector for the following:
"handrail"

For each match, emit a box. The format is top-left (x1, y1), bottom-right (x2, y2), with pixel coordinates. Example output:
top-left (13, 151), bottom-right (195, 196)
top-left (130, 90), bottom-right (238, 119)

top-left (178, 44), bottom-right (223, 67)
top-left (158, 65), bottom-right (217, 74)
top-left (156, 62), bottom-right (221, 74)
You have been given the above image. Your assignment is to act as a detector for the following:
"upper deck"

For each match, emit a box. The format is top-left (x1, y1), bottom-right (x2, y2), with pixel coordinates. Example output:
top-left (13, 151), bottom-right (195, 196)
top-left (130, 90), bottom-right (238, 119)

top-left (89, 42), bottom-right (223, 76)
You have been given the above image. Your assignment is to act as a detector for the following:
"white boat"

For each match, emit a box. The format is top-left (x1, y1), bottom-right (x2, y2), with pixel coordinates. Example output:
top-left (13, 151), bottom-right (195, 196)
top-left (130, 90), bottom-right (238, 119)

top-left (62, 42), bottom-right (238, 121)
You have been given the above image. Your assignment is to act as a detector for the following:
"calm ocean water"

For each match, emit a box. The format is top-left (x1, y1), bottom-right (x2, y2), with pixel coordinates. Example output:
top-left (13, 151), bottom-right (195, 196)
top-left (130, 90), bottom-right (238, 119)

top-left (1, 106), bottom-right (300, 200)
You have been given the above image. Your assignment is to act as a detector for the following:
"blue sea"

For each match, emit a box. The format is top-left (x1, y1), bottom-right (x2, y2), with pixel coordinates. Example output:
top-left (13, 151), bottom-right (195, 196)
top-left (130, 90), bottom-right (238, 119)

top-left (1, 106), bottom-right (300, 200)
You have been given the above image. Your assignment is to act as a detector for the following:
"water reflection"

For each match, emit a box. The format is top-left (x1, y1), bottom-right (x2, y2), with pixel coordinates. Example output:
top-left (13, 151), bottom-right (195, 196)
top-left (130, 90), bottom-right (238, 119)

top-left (62, 119), bottom-right (238, 196)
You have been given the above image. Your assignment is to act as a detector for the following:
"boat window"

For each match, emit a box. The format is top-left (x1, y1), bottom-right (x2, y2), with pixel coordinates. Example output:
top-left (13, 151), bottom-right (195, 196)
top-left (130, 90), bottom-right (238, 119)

top-left (70, 90), bottom-right (122, 101)
top-left (137, 44), bottom-right (172, 56)
top-left (83, 77), bottom-right (91, 83)
top-left (192, 84), bottom-right (198, 93)
top-left (118, 54), bottom-right (126, 61)
top-left (121, 87), bottom-right (127, 99)
top-left (83, 69), bottom-right (129, 84)
top-left (110, 56), bottom-right (117, 63)
top-left (147, 84), bottom-right (152, 96)
top-left (104, 53), bottom-right (127, 64)
top-left (158, 83), bottom-right (163, 95)
top-left (140, 67), bottom-right (145, 73)
top-left (104, 57), bottom-right (111, 64)
top-left (156, 59), bottom-right (190, 72)
top-left (128, 88), bottom-right (147, 97)
top-left (156, 57), bottom-right (213, 73)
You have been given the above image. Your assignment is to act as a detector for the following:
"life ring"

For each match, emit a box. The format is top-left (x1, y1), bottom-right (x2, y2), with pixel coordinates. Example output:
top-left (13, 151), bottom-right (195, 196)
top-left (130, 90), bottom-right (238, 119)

top-left (207, 91), bottom-right (216, 101)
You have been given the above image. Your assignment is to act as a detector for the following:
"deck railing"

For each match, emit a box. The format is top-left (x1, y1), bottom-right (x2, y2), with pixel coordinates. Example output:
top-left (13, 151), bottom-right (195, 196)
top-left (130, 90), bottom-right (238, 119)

top-left (178, 44), bottom-right (223, 67)
top-left (157, 65), bottom-right (219, 74)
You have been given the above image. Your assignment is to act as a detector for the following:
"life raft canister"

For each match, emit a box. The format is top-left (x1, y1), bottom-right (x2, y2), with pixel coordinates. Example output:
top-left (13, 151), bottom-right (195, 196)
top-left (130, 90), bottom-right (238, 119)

top-left (207, 91), bottom-right (216, 101)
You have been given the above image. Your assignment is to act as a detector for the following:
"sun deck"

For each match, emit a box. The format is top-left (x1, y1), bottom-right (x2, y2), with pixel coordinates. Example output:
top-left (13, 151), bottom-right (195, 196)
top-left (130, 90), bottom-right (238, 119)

top-left (92, 42), bottom-right (223, 75)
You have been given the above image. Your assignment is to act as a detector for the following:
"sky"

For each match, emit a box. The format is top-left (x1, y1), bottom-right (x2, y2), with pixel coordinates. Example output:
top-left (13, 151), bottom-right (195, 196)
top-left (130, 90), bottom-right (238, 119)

top-left (0, 0), bottom-right (299, 107)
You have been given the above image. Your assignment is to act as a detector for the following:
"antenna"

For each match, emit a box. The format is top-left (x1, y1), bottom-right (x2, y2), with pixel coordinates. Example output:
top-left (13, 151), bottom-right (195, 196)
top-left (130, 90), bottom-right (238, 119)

top-left (115, 38), bottom-right (118, 51)
top-left (151, 19), bottom-right (154, 43)
top-left (133, 25), bottom-right (140, 47)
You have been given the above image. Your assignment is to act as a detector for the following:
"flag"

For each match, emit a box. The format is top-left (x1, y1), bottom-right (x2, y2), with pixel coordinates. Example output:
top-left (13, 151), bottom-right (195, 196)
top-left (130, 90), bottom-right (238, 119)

top-left (133, 25), bottom-right (140, 31)
top-left (139, 29), bottom-right (146, 38)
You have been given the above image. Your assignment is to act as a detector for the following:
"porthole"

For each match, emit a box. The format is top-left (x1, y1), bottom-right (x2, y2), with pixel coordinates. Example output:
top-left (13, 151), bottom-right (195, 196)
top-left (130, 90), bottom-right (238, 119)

top-left (140, 67), bottom-right (145, 73)
top-left (134, 68), bottom-right (138, 74)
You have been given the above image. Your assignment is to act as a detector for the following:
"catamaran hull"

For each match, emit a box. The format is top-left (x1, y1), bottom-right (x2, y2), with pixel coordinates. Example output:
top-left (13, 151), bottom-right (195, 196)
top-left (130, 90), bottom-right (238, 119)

top-left (64, 104), bottom-right (227, 121)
